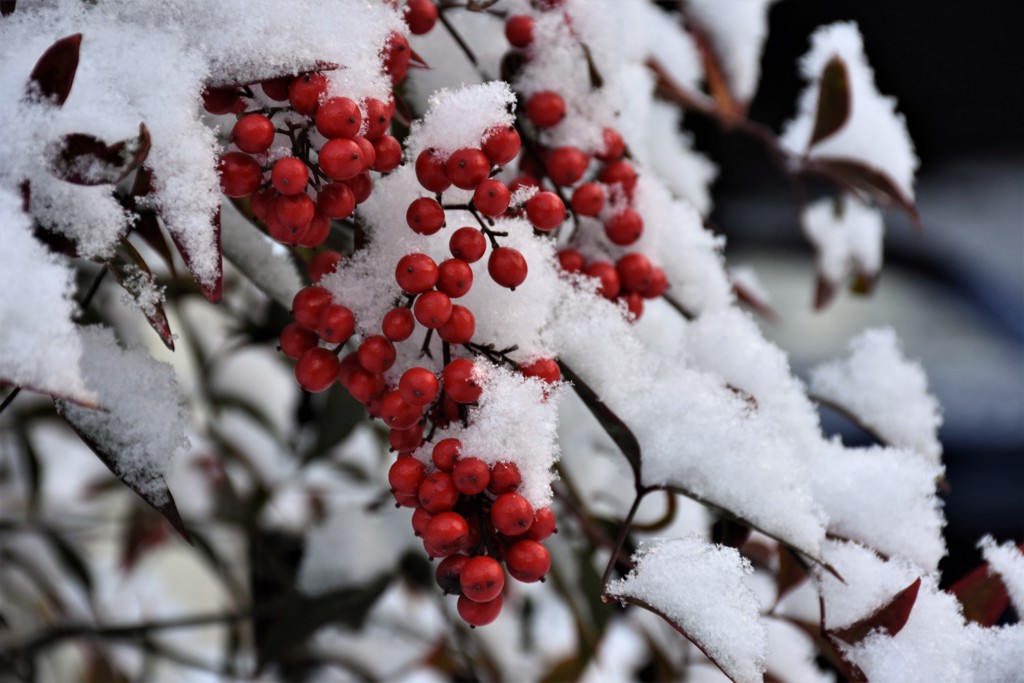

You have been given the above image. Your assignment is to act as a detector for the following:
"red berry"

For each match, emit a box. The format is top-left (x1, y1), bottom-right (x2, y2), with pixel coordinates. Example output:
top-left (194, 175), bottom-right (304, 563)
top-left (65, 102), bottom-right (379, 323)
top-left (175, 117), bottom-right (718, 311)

top-left (546, 146), bottom-right (589, 186)
top-left (317, 182), bottom-right (355, 219)
top-left (217, 152), bottom-right (262, 197)
top-left (279, 323), bottom-right (319, 359)
top-left (260, 76), bottom-right (291, 102)
top-left (596, 127), bottom-right (626, 162)
top-left (557, 248), bottom-right (585, 273)
top-left (413, 290), bottom-right (453, 329)
top-left (488, 247), bottom-right (528, 289)
top-left (525, 507), bottom-right (557, 541)
top-left (460, 556), bottom-right (504, 603)
top-left (308, 250), bottom-right (343, 283)
top-left (344, 365), bottom-right (386, 403)
top-left (472, 179), bottom-right (511, 217)
top-left (265, 208), bottom-right (305, 245)
top-left (519, 358), bottom-right (560, 384)
top-left (506, 539), bottom-right (551, 582)
top-left (616, 252), bottom-right (653, 293)
top-left (295, 347), bottom-right (340, 393)
top-left (584, 261), bottom-right (621, 299)
top-left (481, 126), bottom-right (521, 166)
top-left (363, 98), bottom-right (391, 140)
top-left (432, 438), bottom-right (461, 472)
top-left (406, 197), bottom-right (446, 235)
top-left (505, 15), bottom-right (534, 47)
top-left (381, 389), bottom-right (423, 430)
top-left (599, 160), bottom-right (638, 194)
top-left (404, 0), bottom-right (438, 35)
top-left (345, 171), bottom-right (373, 204)
top-left (442, 358), bottom-right (482, 403)
top-left (605, 208), bottom-right (644, 245)
top-left (250, 186), bottom-right (277, 221)
top-left (292, 286), bottom-right (333, 329)
top-left (358, 335), bottom-right (397, 373)
top-left (353, 136), bottom-right (376, 171)
top-left (232, 114), bottom-right (275, 154)
top-left (526, 191), bottom-right (566, 231)
top-left (372, 135), bottom-right (402, 172)
top-left (316, 96), bottom-right (362, 139)
top-left (298, 210), bottom-right (330, 248)
top-left (390, 424), bottom-right (424, 453)
top-left (399, 367), bottom-right (439, 406)
top-left (202, 88), bottom-right (246, 115)
top-left (415, 148), bottom-right (451, 193)
top-left (395, 253), bottom-right (439, 294)
top-left (383, 32), bottom-right (412, 84)
top-left (394, 491), bottom-right (420, 508)
top-left (491, 492), bottom-right (534, 537)
top-left (437, 259), bottom-right (474, 298)
top-left (457, 593), bottom-right (503, 627)
top-left (319, 138), bottom-right (363, 180)
top-left (436, 553), bottom-right (469, 594)
top-left (411, 504), bottom-right (433, 536)
top-left (487, 461), bottom-right (521, 495)
top-left (452, 457), bottom-right (490, 495)
top-left (449, 227), bottom-right (487, 263)
top-left (274, 192), bottom-right (315, 233)
top-left (571, 182), bottom-right (605, 217)
top-left (526, 91), bottom-right (566, 128)
top-left (418, 471), bottom-right (459, 513)
top-left (389, 457), bottom-right (426, 495)
top-left (508, 174), bottom-right (540, 194)
top-left (318, 304), bottom-right (356, 344)
top-left (382, 306), bottom-right (416, 341)
top-left (622, 292), bottom-right (644, 320)
top-left (437, 304), bottom-right (475, 344)
top-left (288, 72), bottom-right (328, 116)
top-left (446, 148), bottom-right (491, 190)
top-left (641, 266), bottom-right (668, 299)
top-left (425, 511), bottom-right (469, 556)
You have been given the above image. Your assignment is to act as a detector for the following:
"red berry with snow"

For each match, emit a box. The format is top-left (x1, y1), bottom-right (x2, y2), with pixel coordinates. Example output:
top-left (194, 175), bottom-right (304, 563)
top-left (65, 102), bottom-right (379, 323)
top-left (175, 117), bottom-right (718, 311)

top-left (491, 492), bottom-right (534, 537)
top-left (472, 179), bottom-right (511, 217)
top-left (231, 114), bottom-right (275, 154)
top-left (526, 191), bottom-right (566, 231)
top-left (571, 182), bottom-right (605, 216)
top-left (404, 0), bottom-right (438, 35)
top-left (372, 135), bottom-right (402, 172)
top-left (481, 126), bottom-right (521, 166)
top-left (446, 148), bottom-right (491, 190)
top-left (308, 250), bottom-right (342, 283)
top-left (315, 96), bottom-right (362, 139)
top-left (487, 461), bottom-right (521, 495)
top-left (442, 358), bottom-right (482, 404)
top-left (413, 290), bottom-right (453, 328)
top-left (380, 389), bottom-right (423, 430)
top-left (399, 366), bottom-right (439, 406)
top-left (488, 247), bottom-right (528, 289)
top-left (415, 148), bottom-right (452, 193)
top-left (288, 72), bottom-right (328, 116)
top-left (432, 438), bottom-right (461, 472)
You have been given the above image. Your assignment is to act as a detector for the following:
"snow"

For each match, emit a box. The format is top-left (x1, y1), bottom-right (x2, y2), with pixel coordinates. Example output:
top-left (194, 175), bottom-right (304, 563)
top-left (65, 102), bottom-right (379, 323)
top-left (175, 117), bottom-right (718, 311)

top-left (0, 187), bottom-right (95, 404)
top-left (684, 0), bottom-right (777, 104)
top-left (802, 194), bottom-right (884, 286)
top-left (55, 326), bottom-right (189, 504)
top-left (809, 327), bottom-right (943, 464)
top-left (979, 536), bottom-right (1024, 613)
top-left (643, 102), bottom-right (717, 215)
top-left (220, 200), bottom-right (302, 309)
top-left (607, 536), bottom-right (767, 683)
top-left (781, 22), bottom-right (918, 201)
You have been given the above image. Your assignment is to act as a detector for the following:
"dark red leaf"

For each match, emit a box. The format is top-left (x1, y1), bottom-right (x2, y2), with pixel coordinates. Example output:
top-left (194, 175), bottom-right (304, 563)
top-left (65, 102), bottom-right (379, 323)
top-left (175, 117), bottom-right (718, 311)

top-left (49, 123), bottom-right (151, 186)
top-left (948, 561), bottom-right (1013, 627)
top-left (809, 57), bottom-right (851, 147)
top-left (409, 49), bottom-right (430, 69)
top-left (685, 20), bottom-right (744, 122)
top-left (106, 237), bottom-right (175, 350)
top-left (120, 504), bottom-right (171, 571)
top-left (831, 577), bottom-right (921, 644)
top-left (26, 33), bottom-right (80, 106)
top-left (1, 2), bottom-right (16, 18)
top-left (814, 275), bottom-right (837, 311)
top-left (168, 206), bottom-right (223, 302)
top-left (733, 277), bottom-right (779, 324)
top-left (806, 157), bottom-right (921, 229)
top-left (775, 545), bottom-right (809, 606)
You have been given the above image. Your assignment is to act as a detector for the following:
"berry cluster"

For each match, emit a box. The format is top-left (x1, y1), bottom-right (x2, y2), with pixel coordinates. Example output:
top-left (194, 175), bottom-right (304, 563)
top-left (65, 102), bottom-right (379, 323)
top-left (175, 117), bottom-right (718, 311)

top-left (390, 439), bottom-right (555, 626)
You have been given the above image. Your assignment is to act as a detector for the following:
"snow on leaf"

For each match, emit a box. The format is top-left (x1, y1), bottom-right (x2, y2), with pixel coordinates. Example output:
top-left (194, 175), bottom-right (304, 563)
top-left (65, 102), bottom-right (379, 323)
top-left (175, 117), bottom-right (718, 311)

top-left (808, 57), bottom-right (851, 147)
top-left (55, 326), bottom-right (190, 540)
top-left (947, 559), bottom-right (1011, 627)
top-left (810, 327), bottom-right (943, 465)
top-left (607, 536), bottom-right (768, 683)
top-left (831, 577), bottom-right (921, 645)
top-left (106, 236), bottom-right (174, 350)
top-left (978, 536), bottom-right (1024, 614)
top-left (47, 123), bottom-right (151, 186)
top-left (801, 194), bottom-right (884, 308)
top-left (26, 32), bottom-right (80, 106)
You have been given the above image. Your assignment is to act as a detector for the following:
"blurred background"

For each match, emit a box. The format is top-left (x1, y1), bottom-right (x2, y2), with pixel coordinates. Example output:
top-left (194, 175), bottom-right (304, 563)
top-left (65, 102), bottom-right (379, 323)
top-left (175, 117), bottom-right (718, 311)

top-left (686, 0), bottom-right (1024, 585)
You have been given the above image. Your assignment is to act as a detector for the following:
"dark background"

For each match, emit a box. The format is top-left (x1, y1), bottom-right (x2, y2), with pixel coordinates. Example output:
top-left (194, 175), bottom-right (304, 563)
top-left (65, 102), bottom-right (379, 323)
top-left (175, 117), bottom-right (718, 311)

top-left (682, 2), bottom-right (1024, 590)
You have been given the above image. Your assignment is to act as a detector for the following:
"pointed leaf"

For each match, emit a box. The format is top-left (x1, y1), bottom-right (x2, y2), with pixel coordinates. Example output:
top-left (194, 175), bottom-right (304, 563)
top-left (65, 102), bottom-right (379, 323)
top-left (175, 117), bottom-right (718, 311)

top-left (814, 274), bottom-right (837, 311)
top-left (831, 577), bottom-right (921, 644)
top-left (558, 359), bottom-right (641, 484)
top-left (809, 57), bottom-right (851, 147)
top-left (306, 382), bottom-right (366, 462)
top-left (26, 33), bottom-right (80, 106)
top-left (807, 157), bottom-right (921, 228)
top-left (688, 24), bottom-right (743, 122)
top-left (119, 503), bottom-right (171, 571)
top-left (408, 49), bottom-right (429, 69)
top-left (775, 545), bottom-right (809, 606)
top-left (49, 123), bottom-right (152, 186)
top-left (948, 563), bottom-right (1011, 627)
top-left (133, 210), bottom-right (178, 277)
top-left (106, 237), bottom-right (174, 350)
top-left (169, 206), bottom-right (223, 302)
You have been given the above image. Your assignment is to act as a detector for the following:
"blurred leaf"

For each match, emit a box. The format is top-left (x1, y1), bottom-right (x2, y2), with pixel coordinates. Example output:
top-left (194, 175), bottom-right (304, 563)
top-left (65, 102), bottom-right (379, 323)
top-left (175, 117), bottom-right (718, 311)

top-left (712, 516), bottom-right (751, 549)
top-left (581, 43), bottom-right (604, 89)
top-left (256, 577), bottom-right (390, 669)
top-left (188, 527), bottom-right (247, 602)
top-left (775, 546), bottom-right (809, 607)
top-left (42, 527), bottom-right (93, 593)
top-left (13, 428), bottom-right (42, 512)
top-left (831, 577), bottom-right (921, 645)
top-left (687, 22), bottom-right (744, 122)
top-left (850, 270), bottom-right (877, 296)
top-left (133, 210), bottom-right (178, 278)
top-left (809, 57), bottom-right (851, 147)
top-left (542, 657), bottom-right (588, 683)
top-left (26, 33), bottom-right (80, 106)
top-left (409, 48), bottom-right (429, 69)
top-left (558, 360), bottom-right (641, 484)
top-left (1, 2), bottom-right (15, 17)
top-left (49, 123), bottom-right (151, 186)
top-left (306, 382), bottom-right (366, 463)
top-left (120, 504), bottom-right (171, 572)
top-left (106, 236), bottom-right (174, 350)
top-left (814, 275), bottom-right (836, 311)
top-left (54, 406), bottom-right (191, 544)
top-left (809, 157), bottom-right (921, 228)
top-left (169, 206), bottom-right (223, 302)
top-left (466, 0), bottom-right (499, 10)
top-left (948, 560), bottom-right (1013, 627)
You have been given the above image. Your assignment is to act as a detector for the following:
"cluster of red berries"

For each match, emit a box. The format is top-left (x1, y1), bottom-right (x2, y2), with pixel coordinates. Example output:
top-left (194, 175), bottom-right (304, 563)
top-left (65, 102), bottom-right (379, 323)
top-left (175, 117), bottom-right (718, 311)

top-left (557, 248), bottom-right (668, 320)
top-left (389, 439), bottom-right (555, 626)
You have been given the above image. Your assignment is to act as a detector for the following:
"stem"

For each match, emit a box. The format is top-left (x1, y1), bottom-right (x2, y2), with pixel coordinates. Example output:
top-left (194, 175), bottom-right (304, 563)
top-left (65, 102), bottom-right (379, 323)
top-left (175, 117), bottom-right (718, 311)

top-left (437, 9), bottom-right (479, 68)
top-left (600, 490), bottom-right (646, 597)
top-left (419, 328), bottom-right (434, 359)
